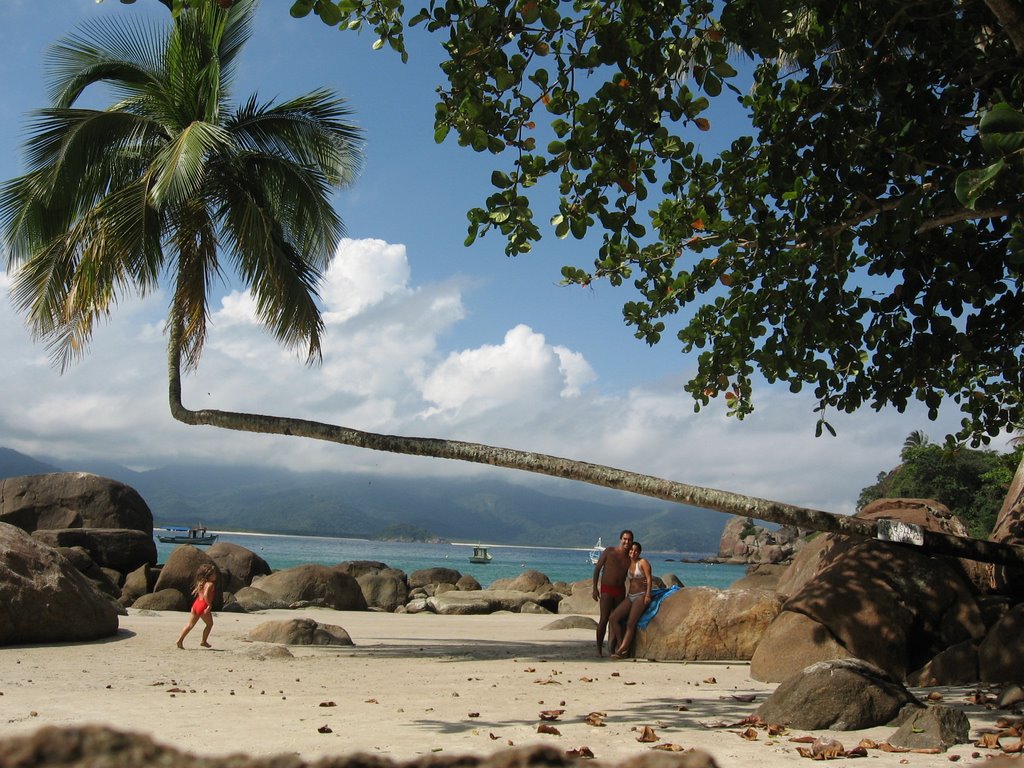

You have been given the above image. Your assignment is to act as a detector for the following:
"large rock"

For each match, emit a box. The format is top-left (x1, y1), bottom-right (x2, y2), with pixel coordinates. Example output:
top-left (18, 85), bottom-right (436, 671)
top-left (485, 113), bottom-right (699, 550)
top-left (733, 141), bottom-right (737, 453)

top-left (153, 546), bottom-right (221, 610)
top-left (30, 527), bottom-right (156, 575)
top-left (357, 571), bottom-right (408, 612)
top-left (0, 473), bottom-right (153, 533)
top-left (247, 617), bottom-right (353, 646)
top-left (888, 705), bottom-right (970, 751)
top-left (427, 589), bottom-right (557, 615)
top-left (407, 567), bottom-right (462, 590)
top-left (206, 542), bottom-right (271, 594)
top-left (752, 499), bottom-right (986, 682)
top-left (556, 579), bottom-right (598, 615)
top-left (978, 602), bottom-right (1024, 684)
top-left (633, 587), bottom-right (783, 660)
top-left (251, 564), bottom-right (367, 610)
top-left (749, 610), bottom-right (853, 681)
top-left (0, 522), bottom-right (119, 644)
top-left (756, 659), bottom-right (921, 730)
top-left (491, 569), bottom-right (552, 593)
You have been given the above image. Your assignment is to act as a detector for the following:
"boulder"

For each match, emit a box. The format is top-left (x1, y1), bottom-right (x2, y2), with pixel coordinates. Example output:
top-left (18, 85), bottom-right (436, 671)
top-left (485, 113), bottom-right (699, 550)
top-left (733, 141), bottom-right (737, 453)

top-left (887, 705), bottom-right (970, 751)
top-left (247, 617), bottom-right (353, 646)
top-left (633, 587), bottom-right (784, 661)
top-left (119, 564), bottom-right (157, 607)
top-left (30, 527), bottom-right (156, 575)
top-left (906, 640), bottom-right (980, 687)
top-left (50, 545), bottom-right (121, 599)
top-left (756, 659), bottom-right (921, 730)
top-left (729, 563), bottom-right (787, 591)
top-left (333, 560), bottom-right (394, 579)
top-left (132, 588), bottom-right (187, 612)
top-left (427, 589), bottom-right (553, 615)
top-left (206, 542), bottom-right (272, 594)
top-left (153, 546), bottom-right (221, 610)
top-left (0, 473), bottom-right (153, 533)
top-left (718, 516), bottom-right (751, 559)
top-left (491, 569), bottom-right (552, 593)
top-left (357, 571), bottom-right (409, 612)
top-left (230, 585), bottom-right (286, 612)
top-left (978, 603), bottom-right (1024, 684)
top-left (407, 567), bottom-right (462, 589)
top-left (0, 523), bottom-right (120, 644)
top-left (556, 579), bottom-right (598, 615)
top-left (251, 564), bottom-right (367, 610)
top-left (750, 610), bottom-right (854, 682)
top-left (542, 615), bottom-right (597, 631)
top-left (456, 574), bottom-right (482, 591)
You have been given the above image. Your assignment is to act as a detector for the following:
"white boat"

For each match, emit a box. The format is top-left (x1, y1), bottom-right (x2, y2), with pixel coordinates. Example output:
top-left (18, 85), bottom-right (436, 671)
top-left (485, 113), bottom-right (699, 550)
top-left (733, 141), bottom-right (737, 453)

top-left (588, 537), bottom-right (603, 565)
top-left (157, 525), bottom-right (218, 545)
top-left (468, 545), bottom-right (493, 564)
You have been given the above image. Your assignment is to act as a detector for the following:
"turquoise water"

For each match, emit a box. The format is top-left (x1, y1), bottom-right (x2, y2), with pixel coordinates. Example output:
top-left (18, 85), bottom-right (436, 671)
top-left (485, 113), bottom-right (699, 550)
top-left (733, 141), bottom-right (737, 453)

top-left (154, 531), bottom-right (747, 589)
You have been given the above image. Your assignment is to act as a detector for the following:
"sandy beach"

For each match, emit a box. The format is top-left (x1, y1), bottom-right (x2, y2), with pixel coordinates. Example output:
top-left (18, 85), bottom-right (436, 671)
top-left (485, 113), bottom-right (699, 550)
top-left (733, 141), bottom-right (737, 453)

top-left (0, 608), bottom-right (1012, 767)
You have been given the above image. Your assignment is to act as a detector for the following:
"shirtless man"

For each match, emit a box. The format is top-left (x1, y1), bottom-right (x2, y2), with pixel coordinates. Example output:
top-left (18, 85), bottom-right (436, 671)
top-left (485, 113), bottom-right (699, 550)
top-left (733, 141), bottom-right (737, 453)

top-left (591, 529), bottom-right (634, 656)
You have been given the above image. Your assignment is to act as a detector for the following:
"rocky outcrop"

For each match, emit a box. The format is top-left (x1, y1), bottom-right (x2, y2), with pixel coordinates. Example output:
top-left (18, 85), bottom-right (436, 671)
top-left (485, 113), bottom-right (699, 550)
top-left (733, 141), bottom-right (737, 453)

top-left (556, 580), bottom-right (599, 615)
top-left (978, 603), bottom-right (1024, 684)
top-left (357, 571), bottom-right (408, 612)
top-left (751, 499), bottom-right (987, 683)
top-left (206, 542), bottom-right (271, 594)
top-left (0, 473), bottom-right (152, 533)
top-left (0, 522), bottom-right (119, 644)
top-left (425, 589), bottom-right (560, 615)
top-left (633, 587), bottom-right (783, 660)
top-left (153, 545), bottom-right (222, 610)
top-left (756, 659), bottom-right (921, 730)
top-left (717, 516), bottom-right (807, 565)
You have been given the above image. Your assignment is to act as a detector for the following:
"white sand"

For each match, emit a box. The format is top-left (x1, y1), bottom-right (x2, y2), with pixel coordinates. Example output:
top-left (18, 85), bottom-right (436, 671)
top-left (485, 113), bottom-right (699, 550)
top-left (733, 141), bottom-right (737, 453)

top-left (0, 608), bottom-right (1007, 766)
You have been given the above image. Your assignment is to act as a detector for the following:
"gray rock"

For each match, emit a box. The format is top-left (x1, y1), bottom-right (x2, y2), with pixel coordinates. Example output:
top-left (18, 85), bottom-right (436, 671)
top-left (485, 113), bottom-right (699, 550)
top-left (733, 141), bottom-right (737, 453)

top-left (332, 560), bottom-right (393, 578)
top-left (0, 523), bottom-right (119, 645)
top-left (247, 617), bottom-right (353, 646)
top-left (407, 567), bottom-right (462, 589)
top-left (153, 545), bottom-right (220, 610)
top-left (756, 658), bottom-right (921, 730)
top-left (542, 615), bottom-right (597, 631)
top-left (979, 603), bottom-right (1024, 684)
top-left (119, 564), bottom-right (157, 607)
top-left (207, 542), bottom-right (272, 594)
top-left (131, 588), bottom-right (187, 612)
top-left (31, 527), bottom-right (156, 575)
top-left (231, 585), bottom-right (285, 612)
top-left (456, 574), bottom-right (481, 591)
top-left (750, 610), bottom-right (853, 682)
top-left (251, 564), bottom-right (367, 611)
top-left (357, 571), bottom-right (408, 612)
top-left (888, 705), bottom-right (970, 751)
top-left (0, 473), bottom-right (153, 533)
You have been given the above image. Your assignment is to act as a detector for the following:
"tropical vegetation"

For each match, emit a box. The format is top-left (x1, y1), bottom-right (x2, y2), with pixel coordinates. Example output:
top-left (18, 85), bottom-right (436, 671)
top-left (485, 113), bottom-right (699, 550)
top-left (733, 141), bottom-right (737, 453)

top-left (859, 434), bottom-right (1024, 539)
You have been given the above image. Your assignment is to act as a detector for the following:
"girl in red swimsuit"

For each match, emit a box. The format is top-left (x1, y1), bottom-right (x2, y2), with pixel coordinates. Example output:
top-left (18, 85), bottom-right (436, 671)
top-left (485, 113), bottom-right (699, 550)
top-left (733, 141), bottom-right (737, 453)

top-left (176, 563), bottom-right (219, 649)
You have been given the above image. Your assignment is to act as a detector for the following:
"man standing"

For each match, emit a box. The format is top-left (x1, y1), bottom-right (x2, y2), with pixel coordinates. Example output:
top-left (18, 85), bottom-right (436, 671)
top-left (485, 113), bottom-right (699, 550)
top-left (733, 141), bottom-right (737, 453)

top-left (591, 529), bottom-right (634, 656)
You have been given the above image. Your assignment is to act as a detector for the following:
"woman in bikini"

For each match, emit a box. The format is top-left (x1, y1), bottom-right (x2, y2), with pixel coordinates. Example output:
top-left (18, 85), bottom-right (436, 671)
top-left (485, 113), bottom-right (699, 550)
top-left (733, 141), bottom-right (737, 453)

top-left (176, 563), bottom-right (219, 649)
top-left (608, 541), bottom-right (652, 659)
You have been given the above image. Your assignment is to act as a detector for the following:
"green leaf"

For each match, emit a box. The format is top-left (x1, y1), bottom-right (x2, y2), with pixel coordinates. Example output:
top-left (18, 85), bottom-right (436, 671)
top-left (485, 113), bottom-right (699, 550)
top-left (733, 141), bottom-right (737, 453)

top-left (954, 159), bottom-right (1005, 210)
top-left (290, 0), bottom-right (315, 18)
top-left (979, 102), bottom-right (1024, 134)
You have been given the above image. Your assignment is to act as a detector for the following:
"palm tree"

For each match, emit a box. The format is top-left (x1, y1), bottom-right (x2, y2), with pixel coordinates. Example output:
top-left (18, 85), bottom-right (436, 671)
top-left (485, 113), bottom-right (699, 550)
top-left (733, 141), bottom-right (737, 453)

top-left (1, 0), bottom-right (362, 375)
top-left (3, 1), bottom-right (1022, 572)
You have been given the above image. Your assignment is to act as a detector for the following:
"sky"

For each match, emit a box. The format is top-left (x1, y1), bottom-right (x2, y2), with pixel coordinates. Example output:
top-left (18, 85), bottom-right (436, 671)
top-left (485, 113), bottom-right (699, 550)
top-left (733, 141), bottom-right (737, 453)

top-left (0, 0), bottom-right (983, 519)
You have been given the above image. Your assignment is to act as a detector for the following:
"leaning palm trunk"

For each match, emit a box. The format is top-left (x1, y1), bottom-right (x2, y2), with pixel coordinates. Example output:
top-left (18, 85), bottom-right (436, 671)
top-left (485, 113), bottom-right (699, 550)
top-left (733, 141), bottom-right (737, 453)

top-left (167, 322), bottom-right (1024, 569)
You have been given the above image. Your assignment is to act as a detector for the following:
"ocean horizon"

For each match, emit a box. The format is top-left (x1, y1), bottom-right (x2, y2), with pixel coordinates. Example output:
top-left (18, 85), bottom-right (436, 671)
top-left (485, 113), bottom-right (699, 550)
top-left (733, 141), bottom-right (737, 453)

top-left (155, 530), bottom-right (747, 589)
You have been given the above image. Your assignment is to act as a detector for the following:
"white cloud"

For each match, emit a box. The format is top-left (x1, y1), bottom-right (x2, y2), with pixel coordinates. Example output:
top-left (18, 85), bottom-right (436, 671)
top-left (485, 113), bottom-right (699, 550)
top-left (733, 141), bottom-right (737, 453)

top-left (0, 236), bottom-right (972, 518)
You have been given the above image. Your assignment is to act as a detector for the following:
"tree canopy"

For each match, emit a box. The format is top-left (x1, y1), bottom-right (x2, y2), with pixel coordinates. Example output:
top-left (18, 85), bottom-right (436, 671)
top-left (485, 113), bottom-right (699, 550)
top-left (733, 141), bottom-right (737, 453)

top-left (216, 0), bottom-right (1024, 446)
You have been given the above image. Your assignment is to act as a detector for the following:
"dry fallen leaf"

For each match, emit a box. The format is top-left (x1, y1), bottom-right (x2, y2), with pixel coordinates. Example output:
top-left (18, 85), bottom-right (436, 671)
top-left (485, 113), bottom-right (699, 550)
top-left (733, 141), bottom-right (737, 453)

top-left (878, 742), bottom-right (910, 753)
top-left (540, 710), bottom-right (565, 720)
top-left (579, 676), bottom-right (594, 683)
top-left (317, 725), bottom-right (333, 734)
top-left (319, 701), bottom-right (336, 707)
top-left (489, 733), bottom-right (499, 740)
top-left (585, 712), bottom-right (606, 727)
top-left (566, 746), bottom-right (595, 759)
top-left (535, 679), bottom-right (562, 685)
top-left (740, 728), bottom-right (759, 741)
top-left (652, 743), bottom-right (686, 752)
top-left (927, 691), bottom-right (944, 701)
top-left (365, 698), bottom-right (378, 704)
top-left (468, 712), bottom-right (480, 718)
top-left (524, 668), bottom-right (536, 673)
top-left (537, 723), bottom-right (562, 736)
top-left (637, 726), bottom-right (659, 743)
top-left (703, 677), bottom-right (717, 684)
top-left (731, 694), bottom-right (757, 702)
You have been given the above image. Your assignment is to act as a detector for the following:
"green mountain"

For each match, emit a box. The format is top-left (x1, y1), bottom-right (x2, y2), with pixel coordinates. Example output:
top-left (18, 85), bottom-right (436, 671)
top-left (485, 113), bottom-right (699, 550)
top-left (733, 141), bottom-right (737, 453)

top-left (1, 447), bottom-right (727, 553)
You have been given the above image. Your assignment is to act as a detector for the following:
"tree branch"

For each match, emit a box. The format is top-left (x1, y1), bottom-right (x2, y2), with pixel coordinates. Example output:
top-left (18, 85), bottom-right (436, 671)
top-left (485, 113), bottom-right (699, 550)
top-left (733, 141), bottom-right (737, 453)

top-left (985, 0), bottom-right (1024, 57)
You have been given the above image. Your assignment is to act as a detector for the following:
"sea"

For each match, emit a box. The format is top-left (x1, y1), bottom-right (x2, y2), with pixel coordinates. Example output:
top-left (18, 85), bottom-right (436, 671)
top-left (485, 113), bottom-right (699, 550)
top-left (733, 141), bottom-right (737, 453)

top-left (154, 531), bottom-right (748, 589)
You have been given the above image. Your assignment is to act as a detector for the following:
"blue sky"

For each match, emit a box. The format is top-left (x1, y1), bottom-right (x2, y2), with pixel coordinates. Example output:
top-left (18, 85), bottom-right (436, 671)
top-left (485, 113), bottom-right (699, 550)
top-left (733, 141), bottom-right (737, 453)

top-left (0, 0), bottom-right (978, 517)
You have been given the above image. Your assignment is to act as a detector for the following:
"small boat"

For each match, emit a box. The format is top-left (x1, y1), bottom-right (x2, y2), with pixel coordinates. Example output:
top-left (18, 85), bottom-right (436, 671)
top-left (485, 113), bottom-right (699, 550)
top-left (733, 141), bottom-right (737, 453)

top-left (157, 525), bottom-right (218, 545)
top-left (588, 537), bottom-right (603, 565)
top-left (468, 545), bottom-right (492, 564)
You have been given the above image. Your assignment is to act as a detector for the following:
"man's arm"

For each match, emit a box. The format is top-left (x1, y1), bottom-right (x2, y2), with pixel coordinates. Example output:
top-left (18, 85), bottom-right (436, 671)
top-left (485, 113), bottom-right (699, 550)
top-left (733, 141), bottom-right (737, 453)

top-left (591, 550), bottom-right (607, 600)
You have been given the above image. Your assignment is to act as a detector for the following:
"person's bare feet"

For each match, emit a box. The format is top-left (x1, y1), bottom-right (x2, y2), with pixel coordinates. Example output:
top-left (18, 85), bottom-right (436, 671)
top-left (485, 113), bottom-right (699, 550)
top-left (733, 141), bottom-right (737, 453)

top-left (200, 642), bottom-right (211, 648)
top-left (176, 642), bottom-right (184, 649)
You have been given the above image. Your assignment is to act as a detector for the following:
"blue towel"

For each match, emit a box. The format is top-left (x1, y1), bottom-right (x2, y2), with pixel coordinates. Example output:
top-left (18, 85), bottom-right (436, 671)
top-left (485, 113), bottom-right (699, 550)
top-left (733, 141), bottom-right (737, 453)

top-left (636, 585), bottom-right (681, 630)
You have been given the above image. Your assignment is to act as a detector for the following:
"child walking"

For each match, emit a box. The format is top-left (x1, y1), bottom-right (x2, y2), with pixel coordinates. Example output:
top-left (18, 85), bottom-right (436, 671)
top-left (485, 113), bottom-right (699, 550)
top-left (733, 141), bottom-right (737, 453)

top-left (176, 563), bottom-right (219, 649)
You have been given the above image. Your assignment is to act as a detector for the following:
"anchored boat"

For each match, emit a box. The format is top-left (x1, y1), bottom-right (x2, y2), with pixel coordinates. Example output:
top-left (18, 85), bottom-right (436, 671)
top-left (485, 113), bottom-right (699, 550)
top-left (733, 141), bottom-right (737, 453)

top-left (156, 525), bottom-right (218, 545)
top-left (468, 545), bottom-right (493, 564)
